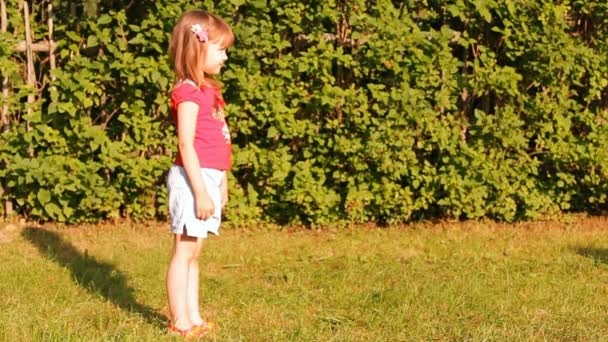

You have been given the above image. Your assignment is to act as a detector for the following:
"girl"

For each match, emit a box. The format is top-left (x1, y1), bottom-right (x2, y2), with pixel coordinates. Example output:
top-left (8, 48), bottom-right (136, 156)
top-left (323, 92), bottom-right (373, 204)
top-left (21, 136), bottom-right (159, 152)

top-left (165, 10), bottom-right (234, 338)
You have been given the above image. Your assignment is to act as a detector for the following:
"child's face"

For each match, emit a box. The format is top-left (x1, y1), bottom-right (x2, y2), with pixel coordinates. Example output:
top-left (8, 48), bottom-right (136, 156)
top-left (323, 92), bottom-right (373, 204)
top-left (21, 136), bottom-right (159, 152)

top-left (203, 42), bottom-right (228, 75)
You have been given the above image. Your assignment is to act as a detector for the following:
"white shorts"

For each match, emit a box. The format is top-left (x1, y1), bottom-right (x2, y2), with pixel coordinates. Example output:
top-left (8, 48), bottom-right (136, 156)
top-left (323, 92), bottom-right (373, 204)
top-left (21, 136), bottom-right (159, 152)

top-left (166, 165), bottom-right (224, 238)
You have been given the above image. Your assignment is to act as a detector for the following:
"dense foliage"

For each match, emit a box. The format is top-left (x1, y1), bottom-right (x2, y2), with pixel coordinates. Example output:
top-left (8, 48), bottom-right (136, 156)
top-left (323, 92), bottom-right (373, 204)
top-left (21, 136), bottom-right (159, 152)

top-left (2, 0), bottom-right (608, 225)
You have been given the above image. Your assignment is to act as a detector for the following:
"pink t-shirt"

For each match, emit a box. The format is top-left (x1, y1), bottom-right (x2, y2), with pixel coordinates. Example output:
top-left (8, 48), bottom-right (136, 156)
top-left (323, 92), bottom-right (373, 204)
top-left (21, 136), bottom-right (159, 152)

top-left (171, 81), bottom-right (232, 170)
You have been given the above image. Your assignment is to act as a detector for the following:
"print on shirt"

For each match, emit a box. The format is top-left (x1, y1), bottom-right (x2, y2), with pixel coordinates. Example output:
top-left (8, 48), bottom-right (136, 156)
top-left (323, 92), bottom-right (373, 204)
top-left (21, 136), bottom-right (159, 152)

top-left (221, 123), bottom-right (231, 143)
top-left (212, 104), bottom-right (231, 144)
top-left (212, 106), bottom-right (225, 121)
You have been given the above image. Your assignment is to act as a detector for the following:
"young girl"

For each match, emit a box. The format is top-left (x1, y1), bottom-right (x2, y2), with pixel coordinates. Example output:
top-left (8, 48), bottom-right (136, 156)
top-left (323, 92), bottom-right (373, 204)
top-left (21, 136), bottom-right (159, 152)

top-left (165, 10), bottom-right (234, 338)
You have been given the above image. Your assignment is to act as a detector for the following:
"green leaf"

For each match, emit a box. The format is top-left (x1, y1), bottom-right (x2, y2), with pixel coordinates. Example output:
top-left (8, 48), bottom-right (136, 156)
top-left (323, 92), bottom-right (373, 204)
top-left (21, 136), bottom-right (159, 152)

top-left (37, 189), bottom-right (51, 205)
top-left (87, 35), bottom-right (99, 48)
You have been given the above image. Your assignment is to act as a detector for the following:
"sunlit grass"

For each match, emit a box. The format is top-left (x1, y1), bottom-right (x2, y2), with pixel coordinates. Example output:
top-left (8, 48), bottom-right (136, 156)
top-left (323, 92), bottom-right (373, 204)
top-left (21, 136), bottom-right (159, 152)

top-left (1, 217), bottom-right (608, 340)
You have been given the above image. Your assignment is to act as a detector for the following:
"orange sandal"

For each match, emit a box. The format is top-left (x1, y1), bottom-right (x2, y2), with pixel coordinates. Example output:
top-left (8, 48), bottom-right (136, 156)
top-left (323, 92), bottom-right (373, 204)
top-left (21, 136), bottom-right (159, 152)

top-left (167, 323), bottom-right (203, 339)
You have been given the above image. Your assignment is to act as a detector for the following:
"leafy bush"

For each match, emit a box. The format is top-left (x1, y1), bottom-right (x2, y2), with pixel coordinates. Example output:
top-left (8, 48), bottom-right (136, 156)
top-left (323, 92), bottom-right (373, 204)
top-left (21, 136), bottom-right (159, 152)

top-left (1, 0), bottom-right (608, 225)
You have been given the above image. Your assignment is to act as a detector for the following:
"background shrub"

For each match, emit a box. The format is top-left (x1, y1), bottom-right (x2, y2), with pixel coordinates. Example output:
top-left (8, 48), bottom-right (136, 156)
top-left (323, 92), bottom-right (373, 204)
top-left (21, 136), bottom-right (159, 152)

top-left (1, 0), bottom-right (608, 225)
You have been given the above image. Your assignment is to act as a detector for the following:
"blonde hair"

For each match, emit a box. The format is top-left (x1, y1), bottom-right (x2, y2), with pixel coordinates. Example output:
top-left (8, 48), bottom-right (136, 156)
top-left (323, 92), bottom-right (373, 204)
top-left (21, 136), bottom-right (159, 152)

top-left (169, 10), bottom-right (234, 88)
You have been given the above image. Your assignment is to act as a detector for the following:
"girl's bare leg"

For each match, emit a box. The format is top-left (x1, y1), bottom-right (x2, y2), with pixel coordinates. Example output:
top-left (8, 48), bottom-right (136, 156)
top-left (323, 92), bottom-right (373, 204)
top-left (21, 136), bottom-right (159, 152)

top-left (187, 237), bottom-right (204, 325)
top-left (167, 233), bottom-right (198, 329)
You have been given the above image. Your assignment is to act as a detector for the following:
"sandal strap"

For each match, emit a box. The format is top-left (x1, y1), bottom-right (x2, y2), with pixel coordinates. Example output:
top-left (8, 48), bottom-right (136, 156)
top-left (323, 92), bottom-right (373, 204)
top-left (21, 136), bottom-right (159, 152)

top-left (167, 323), bottom-right (202, 338)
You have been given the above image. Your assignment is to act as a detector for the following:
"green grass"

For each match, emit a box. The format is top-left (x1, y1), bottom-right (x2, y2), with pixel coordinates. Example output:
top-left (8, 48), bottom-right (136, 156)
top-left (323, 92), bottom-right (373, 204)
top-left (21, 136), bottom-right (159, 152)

top-left (1, 218), bottom-right (608, 341)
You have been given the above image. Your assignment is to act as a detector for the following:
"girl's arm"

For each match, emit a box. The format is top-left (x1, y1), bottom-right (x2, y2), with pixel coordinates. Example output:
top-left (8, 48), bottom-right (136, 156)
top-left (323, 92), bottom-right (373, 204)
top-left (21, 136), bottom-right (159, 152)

top-left (177, 101), bottom-right (214, 220)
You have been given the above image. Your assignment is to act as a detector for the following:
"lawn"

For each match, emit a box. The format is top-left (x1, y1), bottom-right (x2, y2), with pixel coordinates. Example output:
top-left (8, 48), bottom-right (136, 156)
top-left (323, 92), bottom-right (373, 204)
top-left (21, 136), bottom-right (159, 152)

top-left (1, 217), bottom-right (608, 341)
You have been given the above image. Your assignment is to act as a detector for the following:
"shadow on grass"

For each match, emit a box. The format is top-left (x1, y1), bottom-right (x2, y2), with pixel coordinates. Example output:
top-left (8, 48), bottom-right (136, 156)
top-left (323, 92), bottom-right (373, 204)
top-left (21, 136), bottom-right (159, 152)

top-left (22, 226), bottom-right (167, 328)
top-left (574, 246), bottom-right (608, 265)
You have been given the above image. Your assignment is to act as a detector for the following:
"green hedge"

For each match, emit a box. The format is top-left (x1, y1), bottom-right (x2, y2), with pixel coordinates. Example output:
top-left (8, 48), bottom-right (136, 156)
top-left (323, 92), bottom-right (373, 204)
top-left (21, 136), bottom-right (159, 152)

top-left (1, 0), bottom-right (608, 225)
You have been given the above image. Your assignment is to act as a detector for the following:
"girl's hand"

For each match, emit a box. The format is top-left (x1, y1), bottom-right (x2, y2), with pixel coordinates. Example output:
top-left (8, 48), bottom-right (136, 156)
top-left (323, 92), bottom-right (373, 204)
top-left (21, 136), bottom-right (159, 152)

top-left (194, 191), bottom-right (215, 220)
top-left (220, 173), bottom-right (228, 208)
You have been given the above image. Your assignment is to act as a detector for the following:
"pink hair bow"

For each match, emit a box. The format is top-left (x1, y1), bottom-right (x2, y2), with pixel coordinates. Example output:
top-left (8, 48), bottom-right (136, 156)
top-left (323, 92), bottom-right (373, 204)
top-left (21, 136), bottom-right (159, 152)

top-left (191, 24), bottom-right (208, 42)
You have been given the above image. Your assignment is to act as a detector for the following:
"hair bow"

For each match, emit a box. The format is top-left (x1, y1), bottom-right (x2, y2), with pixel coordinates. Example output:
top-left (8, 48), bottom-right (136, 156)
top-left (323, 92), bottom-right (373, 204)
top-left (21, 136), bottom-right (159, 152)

top-left (191, 24), bottom-right (208, 42)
